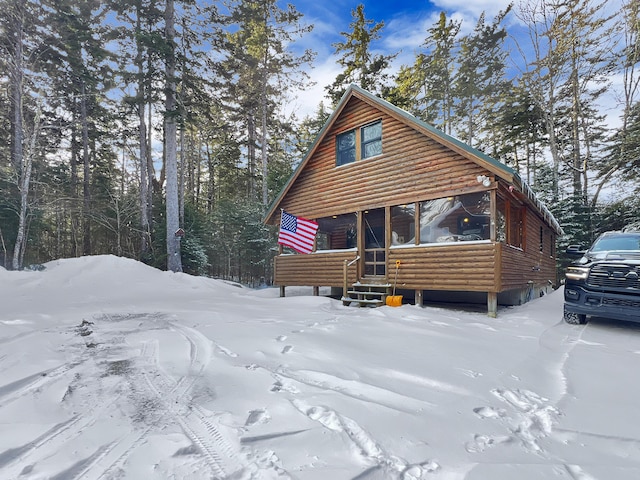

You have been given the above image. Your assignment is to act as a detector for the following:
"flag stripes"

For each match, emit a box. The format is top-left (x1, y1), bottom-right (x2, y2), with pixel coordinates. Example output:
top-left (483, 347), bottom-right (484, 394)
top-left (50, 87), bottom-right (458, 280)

top-left (278, 210), bottom-right (319, 254)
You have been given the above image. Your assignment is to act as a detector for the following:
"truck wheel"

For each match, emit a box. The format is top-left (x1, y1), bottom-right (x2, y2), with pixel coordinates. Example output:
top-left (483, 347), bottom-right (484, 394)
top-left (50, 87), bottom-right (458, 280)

top-left (564, 307), bottom-right (587, 325)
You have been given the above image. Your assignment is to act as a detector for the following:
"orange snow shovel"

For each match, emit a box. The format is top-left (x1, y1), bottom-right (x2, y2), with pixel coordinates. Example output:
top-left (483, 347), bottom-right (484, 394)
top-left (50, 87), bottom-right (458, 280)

top-left (386, 260), bottom-right (403, 307)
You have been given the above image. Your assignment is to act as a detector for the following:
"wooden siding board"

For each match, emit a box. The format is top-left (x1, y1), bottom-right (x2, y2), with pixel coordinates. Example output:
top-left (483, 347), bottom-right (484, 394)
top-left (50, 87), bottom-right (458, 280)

top-left (275, 251), bottom-right (358, 286)
top-left (389, 243), bottom-right (497, 291)
top-left (276, 244), bottom-right (500, 292)
top-left (277, 99), bottom-right (489, 220)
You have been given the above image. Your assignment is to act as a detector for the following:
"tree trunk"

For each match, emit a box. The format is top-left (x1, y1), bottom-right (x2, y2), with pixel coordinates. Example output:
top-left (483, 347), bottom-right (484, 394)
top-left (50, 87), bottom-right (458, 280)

top-left (164, 0), bottom-right (182, 273)
top-left (247, 112), bottom-right (256, 201)
top-left (136, 6), bottom-right (151, 258)
top-left (9, 2), bottom-right (27, 271)
top-left (81, 80), bottom-right (92, 256)
top-left (70, 121), bottom-right (80, 257)
top-left (13, 100), bottom-right (42, 270)
top-left (261, 79), bottom-right (269, 205)
top-left (179, 128), bottom-right (185, 224)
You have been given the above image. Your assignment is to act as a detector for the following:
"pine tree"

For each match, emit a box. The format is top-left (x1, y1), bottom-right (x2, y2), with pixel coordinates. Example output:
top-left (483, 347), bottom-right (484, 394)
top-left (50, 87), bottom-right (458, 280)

top-left (0, 0), bottom-right (45, 269)
top-left (593, 0), bottom-right (640, 204)
top-left (453, 7), bottom-right (511, 148)
top-left (393, 12), bottom-right (460, 134)
top-left (216, 0), bottom-right (314, 205)
top-left (326, 4), bottom-right (396, 105)
top-left (110, 0), bottom-right (164, 261)
top-left (516, 0), bottom-right (615, 210)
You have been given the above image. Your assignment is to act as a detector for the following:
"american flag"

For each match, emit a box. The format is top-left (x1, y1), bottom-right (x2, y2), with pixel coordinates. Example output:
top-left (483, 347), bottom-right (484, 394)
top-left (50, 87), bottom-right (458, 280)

top-left (278, 210), bottom-right (319, 254)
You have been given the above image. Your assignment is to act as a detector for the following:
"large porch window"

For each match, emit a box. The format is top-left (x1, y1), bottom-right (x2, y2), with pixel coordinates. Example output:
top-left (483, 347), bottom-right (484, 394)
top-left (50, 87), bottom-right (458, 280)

top-left (391, 192), bottom-right (491, 245)
top-left (391, 204), bottom-right (416, 246)
top-left (316, 213), bottom-right (357, 250)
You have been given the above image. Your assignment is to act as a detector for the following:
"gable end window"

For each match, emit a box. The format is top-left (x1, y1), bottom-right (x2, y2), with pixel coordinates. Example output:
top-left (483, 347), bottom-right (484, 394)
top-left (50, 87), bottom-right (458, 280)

top-left (336, 130), bottom-right (356, 166)
top-left (336, 120), bottom-right (382, 166)
top-left (361, 121), bottom-right (382, 158)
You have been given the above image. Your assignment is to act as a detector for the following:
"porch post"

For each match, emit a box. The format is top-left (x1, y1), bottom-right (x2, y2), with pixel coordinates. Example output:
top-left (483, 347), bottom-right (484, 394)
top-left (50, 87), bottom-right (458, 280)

top-left (278, 244), bottom-right (284, 297)
top-left (385, 206), bottom-right (391, 282)
top-left (487, 292), bottom-right (497, 318)
top-left (490, 189), bottom-right (497, 242)
top-left (357, 211), bottom-right (364, 275)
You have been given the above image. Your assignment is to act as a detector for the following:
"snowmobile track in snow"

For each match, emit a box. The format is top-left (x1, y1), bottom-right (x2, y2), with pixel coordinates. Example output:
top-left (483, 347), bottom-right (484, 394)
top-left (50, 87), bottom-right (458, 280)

top-left (134, 321), bottom-right (243, 479)
top-left (67, 318), bottom-right (243, 480)
top-left (0, 314), bottom-right (243, 480)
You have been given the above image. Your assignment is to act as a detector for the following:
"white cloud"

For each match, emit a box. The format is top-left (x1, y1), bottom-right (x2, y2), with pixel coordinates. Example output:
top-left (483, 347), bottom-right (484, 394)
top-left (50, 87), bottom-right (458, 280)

top-left (431, 0), bottom-right (514, 19)
top-left (282, 54), bottom-right (341, 119)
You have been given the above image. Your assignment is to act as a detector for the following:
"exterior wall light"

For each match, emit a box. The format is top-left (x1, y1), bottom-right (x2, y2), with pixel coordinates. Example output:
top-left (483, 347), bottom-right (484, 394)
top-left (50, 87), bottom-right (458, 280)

top-left (477, 175), bottom-right (491, 187)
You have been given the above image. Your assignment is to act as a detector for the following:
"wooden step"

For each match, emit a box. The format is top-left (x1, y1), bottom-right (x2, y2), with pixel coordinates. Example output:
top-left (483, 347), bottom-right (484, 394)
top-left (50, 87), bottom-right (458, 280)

top-left (353, 282), bottom-right (391, 288)
top-left (346, 290), bottom-right (387, 297)
top-left (342, 281), bottom-right (392, 307)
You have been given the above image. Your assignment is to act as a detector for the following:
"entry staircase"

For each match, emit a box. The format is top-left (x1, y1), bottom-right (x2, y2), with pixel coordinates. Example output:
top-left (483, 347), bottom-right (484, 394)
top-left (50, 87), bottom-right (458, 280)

top-left (341, 280), bottom-right (391, 307)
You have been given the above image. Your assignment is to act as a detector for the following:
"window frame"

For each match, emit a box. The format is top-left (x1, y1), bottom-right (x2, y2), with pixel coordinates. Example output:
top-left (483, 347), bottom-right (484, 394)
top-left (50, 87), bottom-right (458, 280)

top-left (335, 119), bottom-right (382, 166)
top-left (360, 120), bottom-right (382, 160)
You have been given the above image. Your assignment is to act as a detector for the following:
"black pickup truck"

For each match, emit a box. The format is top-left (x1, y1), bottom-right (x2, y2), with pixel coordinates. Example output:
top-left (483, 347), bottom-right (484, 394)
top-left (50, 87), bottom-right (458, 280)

top-left (563, 231), bottom-right (640, 324)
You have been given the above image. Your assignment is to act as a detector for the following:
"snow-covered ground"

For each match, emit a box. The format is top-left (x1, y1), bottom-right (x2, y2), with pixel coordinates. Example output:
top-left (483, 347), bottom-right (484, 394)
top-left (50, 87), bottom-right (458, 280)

top-left (1, 255), bottom-right (640, 480)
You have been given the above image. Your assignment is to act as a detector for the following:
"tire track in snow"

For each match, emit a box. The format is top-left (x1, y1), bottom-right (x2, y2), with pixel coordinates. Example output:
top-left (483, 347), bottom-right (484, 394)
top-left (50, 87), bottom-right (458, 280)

top-left (1, 315), bottom-right (245, 479)
top-left (77, 339), bottom-right (163, 480)
top-left (132, 322), bottom-right (243, 479)
top-left (75, 326), bottom-right (212, 480)
top-left (2, 318), bottom-right (176, 480)
top-left (0, 394), bottom-right (128, 478)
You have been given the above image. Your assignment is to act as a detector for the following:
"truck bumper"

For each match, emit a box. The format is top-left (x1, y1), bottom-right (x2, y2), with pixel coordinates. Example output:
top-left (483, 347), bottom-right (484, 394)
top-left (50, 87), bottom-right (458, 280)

top-left (564, 285), bottom-right (640, 323)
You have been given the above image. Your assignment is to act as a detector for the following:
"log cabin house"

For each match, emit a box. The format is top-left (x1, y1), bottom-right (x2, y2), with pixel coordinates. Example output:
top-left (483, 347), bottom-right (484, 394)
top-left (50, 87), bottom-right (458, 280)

top-left (264, 85), bottom-right (562, 316)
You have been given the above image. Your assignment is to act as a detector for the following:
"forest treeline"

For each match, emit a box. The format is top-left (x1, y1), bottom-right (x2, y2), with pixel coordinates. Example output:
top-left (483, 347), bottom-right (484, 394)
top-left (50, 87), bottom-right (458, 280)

top-left (1, 0), bottom-right (639, 284)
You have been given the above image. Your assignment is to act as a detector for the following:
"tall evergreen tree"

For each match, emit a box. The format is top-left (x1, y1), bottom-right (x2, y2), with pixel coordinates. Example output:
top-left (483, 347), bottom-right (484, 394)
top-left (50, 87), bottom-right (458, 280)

top-left (0, 0), bottom-right (45, 269)
top-left (453, 7), bottom-right (511, 147)
top-left (326, 4), bottom-right (396, 105)
top-left (216, 0), bottom-right (314, 205)
top-left (516, 0), bottom-right (615, 208)
top-left (40, 0), bottom-right (117, 257)
top-left (110, 0), bottom-right (164, 261)
top-left (593, 0), bottom-right (640, 204)
top-left (393, 12), bottom-right (460, 134)
top-left (492, 83), bottom-right (547, 185)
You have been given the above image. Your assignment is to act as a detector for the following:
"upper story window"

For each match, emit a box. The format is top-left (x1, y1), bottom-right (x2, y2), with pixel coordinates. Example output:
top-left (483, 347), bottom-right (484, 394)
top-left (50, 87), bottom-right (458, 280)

top-left (336, 120), bottom-right (382, 166)
top-left (336, 130), bottom-right (356, 166)
top-left (361, 121), bottom-right (382, 158)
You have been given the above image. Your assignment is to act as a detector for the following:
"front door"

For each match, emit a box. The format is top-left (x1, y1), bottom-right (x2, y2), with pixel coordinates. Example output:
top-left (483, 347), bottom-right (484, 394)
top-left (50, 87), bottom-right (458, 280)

top-left (362, 208), bottom-right (386, 278)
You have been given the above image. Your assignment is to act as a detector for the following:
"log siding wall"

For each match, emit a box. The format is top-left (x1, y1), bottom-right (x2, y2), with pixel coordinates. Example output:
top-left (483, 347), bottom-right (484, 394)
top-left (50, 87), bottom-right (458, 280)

top-left (275, 244), bottom-right (499, 292)
top-left (499, 209), bottom-right (557, 290)
top-left (388, 243), bottom-right (498, 291)
top-left (275, 250), bottom-right (359, 287)
top-left (279, 98), bottom-right (489, 219)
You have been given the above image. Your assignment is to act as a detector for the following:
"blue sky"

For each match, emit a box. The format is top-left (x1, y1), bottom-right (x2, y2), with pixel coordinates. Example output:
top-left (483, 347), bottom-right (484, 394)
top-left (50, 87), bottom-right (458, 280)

top-left (285, 0), bottom-right (515, 117)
